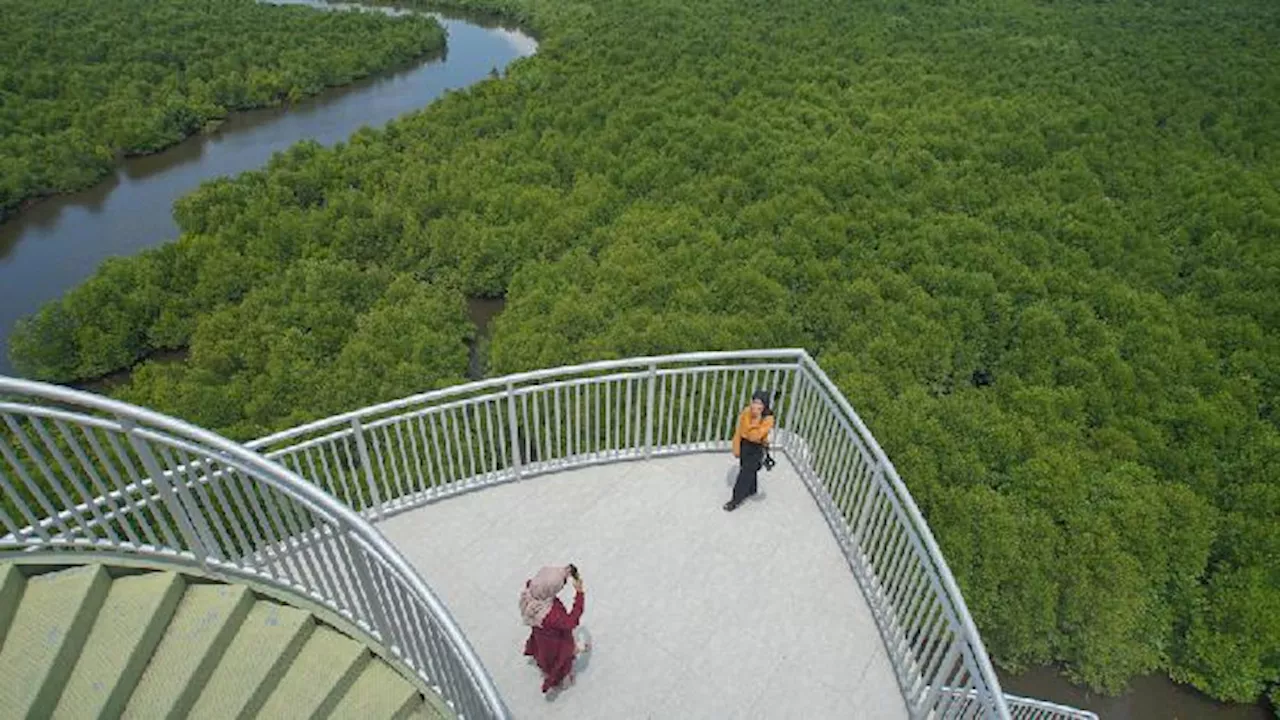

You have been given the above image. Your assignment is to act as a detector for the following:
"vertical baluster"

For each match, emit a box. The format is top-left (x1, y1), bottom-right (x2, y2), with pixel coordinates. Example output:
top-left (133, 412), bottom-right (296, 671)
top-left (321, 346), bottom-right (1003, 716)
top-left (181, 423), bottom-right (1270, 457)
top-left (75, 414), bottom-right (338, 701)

top-left (552, 385), bottom-right (563, 467)
top-left (591, 379), bottom-right (600, 458)
top-left (350, 418), bottom-right (383, 519)
top-left (506, 382), bottom-right (522, 479)
top-left (203, 458), bottom-right (252, 563)
top-left (645, 364), bottom-right (657, 457)
top-left (435, 411), bottom-right (456, 488)
top-left (84, 427), bottom-right (154, 547)
top-left (623, 377), bottom-right (634, 455)
top-left (218, 466), bottom-right (269, 568)
top-left (403, 414), bottom-right (427, 496)
top-left (520, 391), bottom-right (534, 469)
top-left (484, 399), bottom-right (501, 479)
top-left (376, 425), bottom-right (404, 507)
top-left (123, 427), bottom-right (209, 568)
top-left (60, 420), bottom-right (130, 543)
top-left (392, 421), bottom-right (415, 501)
top-left (421, 414), bottom-right (442, 492)
top-left (167, 447), bottom-right (232, 561)
top-left (604, 379), bottom-right (613, 458)
top-left (0, 434), bottom-right (51, 542)
top-left (448, 407), bottom-right (468, 485)
top-left (537, 390), bottom-right (552, 470)
top-left (2, 415), bottom-right (81, 539)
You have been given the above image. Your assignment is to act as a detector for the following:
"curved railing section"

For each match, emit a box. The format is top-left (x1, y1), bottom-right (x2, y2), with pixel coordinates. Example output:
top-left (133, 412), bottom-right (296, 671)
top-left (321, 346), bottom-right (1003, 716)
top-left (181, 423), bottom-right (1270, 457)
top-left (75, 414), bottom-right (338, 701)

top-left (247, 349), bottom-right (1096, 720)
top-left (0, 377), bottom-right (506, 720)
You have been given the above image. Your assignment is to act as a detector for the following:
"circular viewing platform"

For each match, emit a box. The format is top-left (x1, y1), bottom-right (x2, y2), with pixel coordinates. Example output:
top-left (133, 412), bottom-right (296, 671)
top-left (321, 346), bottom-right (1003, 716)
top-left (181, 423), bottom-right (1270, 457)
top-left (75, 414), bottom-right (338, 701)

top-left (378, 453), bottom-right (906, 718)
top-left (1, 350), bottom-right (1097, 719)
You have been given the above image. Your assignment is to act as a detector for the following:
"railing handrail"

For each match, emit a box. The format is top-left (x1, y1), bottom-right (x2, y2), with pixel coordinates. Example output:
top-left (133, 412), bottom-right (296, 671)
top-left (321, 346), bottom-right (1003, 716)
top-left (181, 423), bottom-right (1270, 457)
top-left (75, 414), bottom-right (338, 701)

top-left (795, 354), bottom-right (1010, 716)
top-left (248, 348), bottom-right (807, 449)
top-left (0, 376), bottom-right (507, 719)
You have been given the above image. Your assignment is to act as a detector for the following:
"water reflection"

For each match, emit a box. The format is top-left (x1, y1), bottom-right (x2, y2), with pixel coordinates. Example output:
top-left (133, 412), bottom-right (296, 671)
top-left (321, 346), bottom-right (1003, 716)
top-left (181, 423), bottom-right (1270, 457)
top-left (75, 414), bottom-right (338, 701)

top-left (1000, 667), bottom-right (1272, 719)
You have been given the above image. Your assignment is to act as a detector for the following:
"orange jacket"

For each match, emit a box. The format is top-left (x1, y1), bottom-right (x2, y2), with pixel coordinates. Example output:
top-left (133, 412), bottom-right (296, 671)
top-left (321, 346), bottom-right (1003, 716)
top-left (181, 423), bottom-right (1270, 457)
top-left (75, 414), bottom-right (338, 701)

top-left (732, 408), bottom-right (774, 457)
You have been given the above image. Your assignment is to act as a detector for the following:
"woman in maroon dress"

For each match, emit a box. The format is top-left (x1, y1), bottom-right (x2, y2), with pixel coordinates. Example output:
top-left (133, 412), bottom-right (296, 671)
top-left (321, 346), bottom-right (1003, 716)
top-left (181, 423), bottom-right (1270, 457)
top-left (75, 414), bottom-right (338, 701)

top-left (519, 565), bottom-right (587, 693)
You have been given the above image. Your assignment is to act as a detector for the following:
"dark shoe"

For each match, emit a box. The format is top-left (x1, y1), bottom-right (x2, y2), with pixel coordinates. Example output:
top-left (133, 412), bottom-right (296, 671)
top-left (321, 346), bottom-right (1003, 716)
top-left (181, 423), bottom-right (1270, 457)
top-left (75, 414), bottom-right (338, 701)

top-left (723, 500), bottom-right (739, 512)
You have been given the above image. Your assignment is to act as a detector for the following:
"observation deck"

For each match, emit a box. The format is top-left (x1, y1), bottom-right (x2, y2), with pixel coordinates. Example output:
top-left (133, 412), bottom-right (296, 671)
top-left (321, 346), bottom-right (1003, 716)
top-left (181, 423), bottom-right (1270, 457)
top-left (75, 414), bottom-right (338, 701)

top-left (1, 350), bottom-right (1097, 719)
top-left (377, 454), bottom-right (905, 718)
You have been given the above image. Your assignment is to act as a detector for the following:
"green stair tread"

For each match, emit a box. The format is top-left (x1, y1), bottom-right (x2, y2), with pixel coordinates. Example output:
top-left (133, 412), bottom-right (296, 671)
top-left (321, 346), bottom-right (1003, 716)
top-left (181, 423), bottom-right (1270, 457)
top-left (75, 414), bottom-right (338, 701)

top-left (188, 600), bottom-right (315, 720)
top-left (0, 564), bottom-right (110, 718)
top-left (0, 563), bottom-right (26, 647)
top-left (122, 583), bottom-right (253, 719)
top-left (328, 658), bottom-right (422, 720)
top-left (53, 570), bottom-right (186, 720)
top-left (258, 626), bottom-right (369, 719)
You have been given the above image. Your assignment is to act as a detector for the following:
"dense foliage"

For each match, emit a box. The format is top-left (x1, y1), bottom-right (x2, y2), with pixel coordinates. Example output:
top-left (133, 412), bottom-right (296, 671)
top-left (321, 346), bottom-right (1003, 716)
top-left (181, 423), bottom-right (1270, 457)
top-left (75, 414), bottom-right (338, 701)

top-left (0, 0), bottom-right (444, 221)
top-left (11, 0), bottom-right (1279, 707)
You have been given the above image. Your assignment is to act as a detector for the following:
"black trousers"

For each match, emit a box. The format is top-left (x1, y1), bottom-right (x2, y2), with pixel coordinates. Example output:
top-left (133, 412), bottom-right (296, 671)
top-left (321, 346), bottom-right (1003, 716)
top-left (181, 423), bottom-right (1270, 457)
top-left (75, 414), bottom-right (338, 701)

top-left (732, 442), bottom-right (764, 503)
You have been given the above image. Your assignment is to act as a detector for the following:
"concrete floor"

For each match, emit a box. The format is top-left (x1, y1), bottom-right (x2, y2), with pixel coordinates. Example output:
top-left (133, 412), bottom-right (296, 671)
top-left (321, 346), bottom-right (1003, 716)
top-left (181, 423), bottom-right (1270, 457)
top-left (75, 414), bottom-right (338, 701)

top-left (377, 453), bottom-right (909, 719)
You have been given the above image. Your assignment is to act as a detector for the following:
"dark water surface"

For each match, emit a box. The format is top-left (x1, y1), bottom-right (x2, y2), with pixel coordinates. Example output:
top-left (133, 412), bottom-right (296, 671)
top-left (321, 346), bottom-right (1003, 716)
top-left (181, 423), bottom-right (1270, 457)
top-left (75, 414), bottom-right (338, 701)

top-left (1001, 666), bottom-right (1272, 719)
top-left (0, 2), bottom-right (535, 375)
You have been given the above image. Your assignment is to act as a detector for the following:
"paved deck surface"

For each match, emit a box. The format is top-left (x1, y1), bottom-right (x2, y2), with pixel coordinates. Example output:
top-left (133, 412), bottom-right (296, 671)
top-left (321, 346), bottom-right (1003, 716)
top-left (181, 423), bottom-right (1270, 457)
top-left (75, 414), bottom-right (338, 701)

top-left (377, 453), bottom-right (908, 719)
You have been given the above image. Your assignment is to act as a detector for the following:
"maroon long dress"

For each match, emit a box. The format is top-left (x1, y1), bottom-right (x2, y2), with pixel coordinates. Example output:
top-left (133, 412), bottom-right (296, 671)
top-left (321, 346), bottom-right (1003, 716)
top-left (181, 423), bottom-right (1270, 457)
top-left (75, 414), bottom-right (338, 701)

top-left (522, 588), bottom-right (585, 692)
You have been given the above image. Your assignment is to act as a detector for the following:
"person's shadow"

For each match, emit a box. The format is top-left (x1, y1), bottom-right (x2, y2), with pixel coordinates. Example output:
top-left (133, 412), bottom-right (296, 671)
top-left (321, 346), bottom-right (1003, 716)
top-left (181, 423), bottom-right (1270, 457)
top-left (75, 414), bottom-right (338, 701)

top-left (723, 462), bottom-right (766, 501)
top-left (544, 626), bottom-right (593, 702)
top-left (574, 626), bottom-right (593, 675)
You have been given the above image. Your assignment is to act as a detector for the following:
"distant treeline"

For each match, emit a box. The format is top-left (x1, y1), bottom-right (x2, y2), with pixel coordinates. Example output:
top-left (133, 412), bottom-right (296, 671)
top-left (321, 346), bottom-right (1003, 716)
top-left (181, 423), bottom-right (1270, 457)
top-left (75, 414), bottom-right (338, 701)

top-left (10, 0), bottom-right (1279, 710)
top-left (0, 0), bottom-right (444, 222)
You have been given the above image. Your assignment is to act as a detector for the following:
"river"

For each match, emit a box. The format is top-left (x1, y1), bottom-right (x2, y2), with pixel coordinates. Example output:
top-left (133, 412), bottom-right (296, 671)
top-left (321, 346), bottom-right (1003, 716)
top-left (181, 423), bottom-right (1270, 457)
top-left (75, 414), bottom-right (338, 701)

top-left (0, 1), bottom-right (535, 375)
top-left (1002, 667), bottom-right (1272, 719)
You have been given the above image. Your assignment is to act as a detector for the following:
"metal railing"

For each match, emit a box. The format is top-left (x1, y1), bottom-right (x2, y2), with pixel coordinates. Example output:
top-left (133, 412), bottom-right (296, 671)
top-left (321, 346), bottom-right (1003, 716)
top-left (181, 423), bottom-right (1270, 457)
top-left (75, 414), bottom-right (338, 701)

top-left (0, 377), bottom-right (506, 720)
top-left (1, 351), bottom-right (1097, 720)
top-left (246, 349), bottom-right (1097, 720)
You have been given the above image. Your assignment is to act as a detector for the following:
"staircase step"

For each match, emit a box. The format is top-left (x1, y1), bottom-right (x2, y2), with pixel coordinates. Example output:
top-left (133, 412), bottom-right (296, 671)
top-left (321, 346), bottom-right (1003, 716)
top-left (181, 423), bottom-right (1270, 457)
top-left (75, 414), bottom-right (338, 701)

top-left (188, 600), bottom-right (315, 720)
top-left (328, 657), bottom-right (422, 719)
top-left (258, 625), bottom-right (369, 719)
top-left (122, 583), bottom-right (253, 719)
top-left (0, 564), bottom-right (110, 718)
top-left (53, 570), bottom-right (186, 720)
top-left (0, 564), bottom-right (26, 647)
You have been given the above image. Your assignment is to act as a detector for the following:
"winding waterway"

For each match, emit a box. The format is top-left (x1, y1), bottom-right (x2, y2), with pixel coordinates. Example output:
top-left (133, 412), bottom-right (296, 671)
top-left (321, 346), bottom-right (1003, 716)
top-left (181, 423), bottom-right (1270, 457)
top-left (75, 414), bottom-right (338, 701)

top-left (0, 1), bottom-right (535, 375)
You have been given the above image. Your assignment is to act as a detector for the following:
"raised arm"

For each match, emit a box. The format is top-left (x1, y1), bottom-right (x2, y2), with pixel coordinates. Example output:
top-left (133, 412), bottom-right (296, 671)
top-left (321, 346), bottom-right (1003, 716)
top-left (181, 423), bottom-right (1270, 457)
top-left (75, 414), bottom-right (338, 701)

top-left (542, 587), bottom-right (585, 631)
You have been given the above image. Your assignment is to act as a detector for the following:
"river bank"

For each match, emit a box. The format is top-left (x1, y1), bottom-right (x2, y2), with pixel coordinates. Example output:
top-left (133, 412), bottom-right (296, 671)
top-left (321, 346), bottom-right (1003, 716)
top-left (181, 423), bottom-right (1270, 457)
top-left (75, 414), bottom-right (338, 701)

top-left (0, 5), bottom-right (535, 375)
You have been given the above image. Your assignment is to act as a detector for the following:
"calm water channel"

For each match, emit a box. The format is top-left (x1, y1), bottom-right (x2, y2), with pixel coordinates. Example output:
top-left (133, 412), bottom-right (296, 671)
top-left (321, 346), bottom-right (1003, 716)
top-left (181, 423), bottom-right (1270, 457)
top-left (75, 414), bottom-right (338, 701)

top-left (1003, 667), bottom-right (1271, 719)
top-left (0, 0), bottom-right (535, 375)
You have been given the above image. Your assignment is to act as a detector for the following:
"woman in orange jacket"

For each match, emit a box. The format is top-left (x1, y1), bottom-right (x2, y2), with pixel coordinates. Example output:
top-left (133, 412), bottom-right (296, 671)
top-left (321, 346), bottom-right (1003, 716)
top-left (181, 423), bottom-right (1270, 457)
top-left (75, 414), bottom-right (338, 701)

top-left (725, 389), bottom-right (774, 511)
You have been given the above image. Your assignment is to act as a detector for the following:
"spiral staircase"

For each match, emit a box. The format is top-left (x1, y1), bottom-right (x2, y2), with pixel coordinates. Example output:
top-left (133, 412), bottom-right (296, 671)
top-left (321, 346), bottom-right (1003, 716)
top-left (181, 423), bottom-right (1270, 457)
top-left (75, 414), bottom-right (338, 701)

top-left (0, 562), bottom-right (444, 719)
top-left (0, 350), bottom-right (1098, 719)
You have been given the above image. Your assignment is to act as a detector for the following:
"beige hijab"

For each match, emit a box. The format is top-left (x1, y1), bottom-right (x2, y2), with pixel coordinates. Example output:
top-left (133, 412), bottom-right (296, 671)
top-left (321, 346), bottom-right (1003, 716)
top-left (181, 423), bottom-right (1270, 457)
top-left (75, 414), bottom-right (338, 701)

top-left (519, 566), bottom-right (569, 627)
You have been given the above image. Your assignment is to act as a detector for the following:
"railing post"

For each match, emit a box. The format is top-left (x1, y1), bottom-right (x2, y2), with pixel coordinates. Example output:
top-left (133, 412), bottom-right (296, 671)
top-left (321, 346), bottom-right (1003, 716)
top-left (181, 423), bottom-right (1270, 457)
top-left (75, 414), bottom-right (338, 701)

top-left (506, 382), bottom-right (523, 479)
top-left (122, 418), bottom-right (213, 571)
top-left (782, 356), bottom-right (804, 449)
top-left (348, 543), bottom-right (394, 647)
top-left (351, 418), bottom-right (384, 520)
top-left (644, 363), bottom-right (657, 458)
